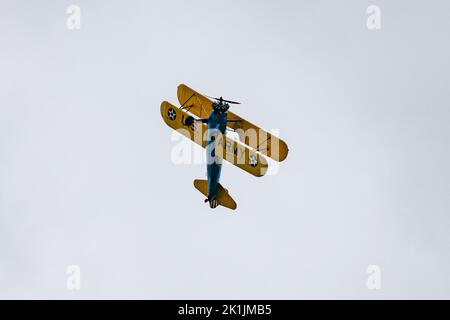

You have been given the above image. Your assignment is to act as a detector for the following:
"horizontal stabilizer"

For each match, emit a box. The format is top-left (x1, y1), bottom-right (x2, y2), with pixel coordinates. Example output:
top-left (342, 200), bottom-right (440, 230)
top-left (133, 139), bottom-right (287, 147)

top-left (193, 179), bottom-right (237, 210)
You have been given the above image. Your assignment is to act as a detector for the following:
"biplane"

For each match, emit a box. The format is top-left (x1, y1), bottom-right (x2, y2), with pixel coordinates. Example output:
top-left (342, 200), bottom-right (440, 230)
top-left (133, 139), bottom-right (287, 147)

top-left (161, 84), bottom-right (288, 210)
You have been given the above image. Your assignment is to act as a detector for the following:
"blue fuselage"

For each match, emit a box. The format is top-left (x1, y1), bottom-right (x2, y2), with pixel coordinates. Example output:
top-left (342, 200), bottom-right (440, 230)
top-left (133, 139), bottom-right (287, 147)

top-left (205, 110), bottom-right (228, 200)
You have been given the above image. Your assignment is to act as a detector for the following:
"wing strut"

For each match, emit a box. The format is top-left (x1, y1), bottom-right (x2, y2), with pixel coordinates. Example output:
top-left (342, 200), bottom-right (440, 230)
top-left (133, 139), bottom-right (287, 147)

top-left (256, 136), bottom-right (271, 154)
top-left (179, 93), bottom-right (195, 111)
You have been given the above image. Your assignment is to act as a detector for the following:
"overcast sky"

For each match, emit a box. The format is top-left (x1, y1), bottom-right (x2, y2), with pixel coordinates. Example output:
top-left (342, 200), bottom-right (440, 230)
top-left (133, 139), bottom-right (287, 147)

top-left (1, 0), bottom-right (450, 299)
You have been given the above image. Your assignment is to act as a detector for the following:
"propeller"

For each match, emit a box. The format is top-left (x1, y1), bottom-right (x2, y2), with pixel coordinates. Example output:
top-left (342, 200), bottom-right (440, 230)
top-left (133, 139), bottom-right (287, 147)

top-left (206, 95), bottom-right (241, 105)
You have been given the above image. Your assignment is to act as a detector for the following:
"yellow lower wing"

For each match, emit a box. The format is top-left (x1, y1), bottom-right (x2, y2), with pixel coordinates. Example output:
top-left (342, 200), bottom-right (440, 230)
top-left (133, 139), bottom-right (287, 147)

top-left (161, 101), bottom-right (268, 177)
top-left (177, 84), bottom-right (289, 162)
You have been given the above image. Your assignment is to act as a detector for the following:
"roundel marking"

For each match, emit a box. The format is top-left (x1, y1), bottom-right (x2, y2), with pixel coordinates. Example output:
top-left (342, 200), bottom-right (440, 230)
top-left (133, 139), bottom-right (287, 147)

top-left (167, 108), bottom-right (177, 121)
top-left (249, 155), bottom-right (258, 167)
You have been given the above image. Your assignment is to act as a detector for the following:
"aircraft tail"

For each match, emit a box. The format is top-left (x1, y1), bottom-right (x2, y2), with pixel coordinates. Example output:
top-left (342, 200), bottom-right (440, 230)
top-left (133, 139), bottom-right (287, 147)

top-left (193, 179), bottom-right (237, 210)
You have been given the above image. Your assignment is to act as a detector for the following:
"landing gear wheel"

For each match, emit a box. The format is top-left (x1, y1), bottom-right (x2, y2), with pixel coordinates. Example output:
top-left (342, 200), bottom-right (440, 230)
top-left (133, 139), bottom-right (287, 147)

top-left (184, 116), bottom-right (194, 126)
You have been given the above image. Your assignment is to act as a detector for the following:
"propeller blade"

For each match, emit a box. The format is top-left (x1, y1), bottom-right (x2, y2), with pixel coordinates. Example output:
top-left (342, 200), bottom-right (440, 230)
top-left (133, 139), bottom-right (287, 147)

top-left (222, 99), bottom-right (241, 105)
top-left (205, 95), bottom-right (241, 105)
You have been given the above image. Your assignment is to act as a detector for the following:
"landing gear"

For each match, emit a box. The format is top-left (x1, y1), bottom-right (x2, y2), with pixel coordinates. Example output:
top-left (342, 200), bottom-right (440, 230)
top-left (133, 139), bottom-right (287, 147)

top-left (184, 116), bottom-right (194, 126)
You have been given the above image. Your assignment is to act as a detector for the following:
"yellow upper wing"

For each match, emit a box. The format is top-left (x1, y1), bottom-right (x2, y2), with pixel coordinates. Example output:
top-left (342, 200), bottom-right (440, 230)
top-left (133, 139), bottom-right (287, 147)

top-left (161, 101), bottom-right (268, 177)
top-left (177, 84), bottom-right (289, 162)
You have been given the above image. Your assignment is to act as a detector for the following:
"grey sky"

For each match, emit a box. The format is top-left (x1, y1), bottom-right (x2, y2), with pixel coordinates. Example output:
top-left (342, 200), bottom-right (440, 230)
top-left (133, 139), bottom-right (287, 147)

top-left (1, 0), bottom-right (450, 299)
